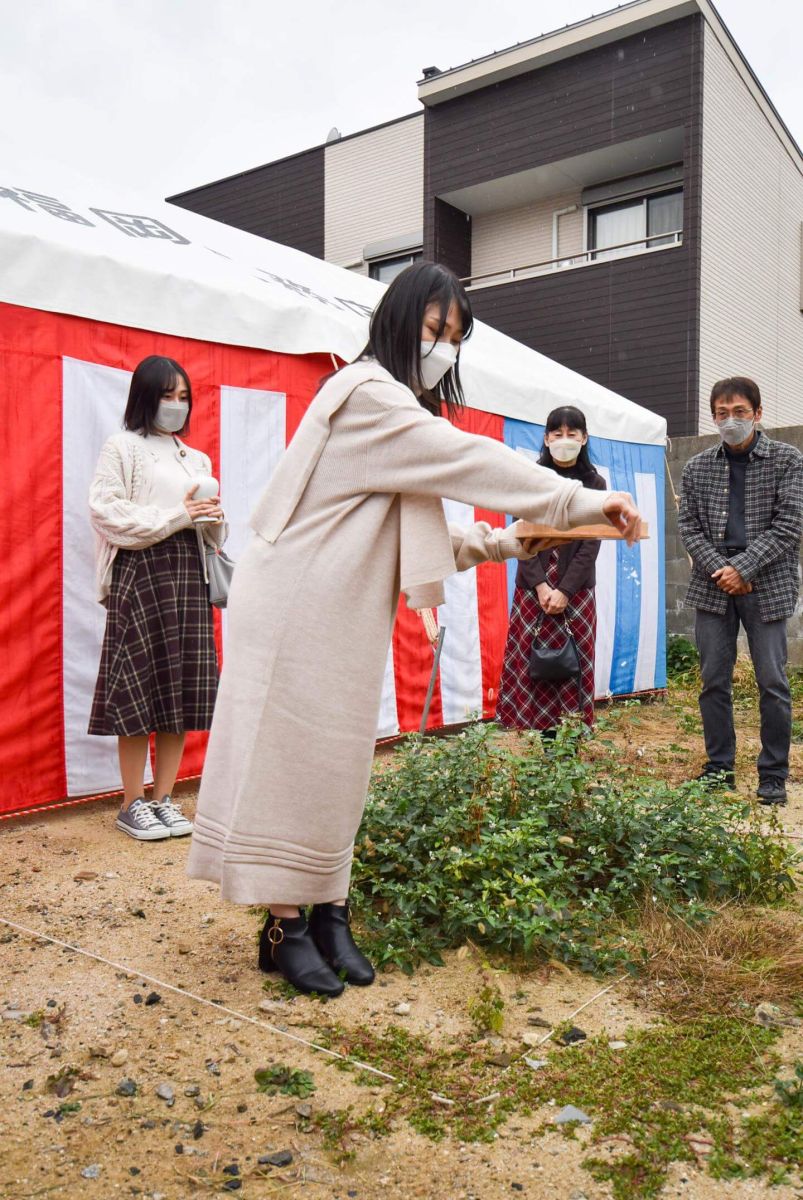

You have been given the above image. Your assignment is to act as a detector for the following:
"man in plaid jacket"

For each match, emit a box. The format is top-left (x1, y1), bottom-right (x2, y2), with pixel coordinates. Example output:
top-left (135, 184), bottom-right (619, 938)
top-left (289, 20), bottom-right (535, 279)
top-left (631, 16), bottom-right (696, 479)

top-left (678, 376), bottom-right (803, 805)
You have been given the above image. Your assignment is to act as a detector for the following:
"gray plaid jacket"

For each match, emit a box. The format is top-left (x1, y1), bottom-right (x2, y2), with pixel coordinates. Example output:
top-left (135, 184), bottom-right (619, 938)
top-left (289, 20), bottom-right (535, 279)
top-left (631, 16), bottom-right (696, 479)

top-left (678, 433), bottom-right (803, 622)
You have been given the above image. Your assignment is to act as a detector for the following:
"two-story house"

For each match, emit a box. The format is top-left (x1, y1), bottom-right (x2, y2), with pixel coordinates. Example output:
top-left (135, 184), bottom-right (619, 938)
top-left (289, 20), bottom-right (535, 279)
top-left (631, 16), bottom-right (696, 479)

top-left (169, 0), bottom-right (803, 438)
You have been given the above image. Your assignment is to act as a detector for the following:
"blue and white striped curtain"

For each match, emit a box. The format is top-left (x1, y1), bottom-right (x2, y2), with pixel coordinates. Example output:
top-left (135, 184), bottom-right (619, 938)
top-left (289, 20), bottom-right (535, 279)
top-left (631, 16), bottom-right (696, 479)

top-left (503, 419), bottom-right (667, 697)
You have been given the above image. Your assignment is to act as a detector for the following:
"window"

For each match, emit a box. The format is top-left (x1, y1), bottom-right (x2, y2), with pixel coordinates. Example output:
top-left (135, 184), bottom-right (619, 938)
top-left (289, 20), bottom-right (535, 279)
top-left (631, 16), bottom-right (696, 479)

top-left (589, 189), bottom-right (682, 261)
top-left (368, 251), bottom-right (422, 283)
top-left (647, 190), bottom-right (683, 248)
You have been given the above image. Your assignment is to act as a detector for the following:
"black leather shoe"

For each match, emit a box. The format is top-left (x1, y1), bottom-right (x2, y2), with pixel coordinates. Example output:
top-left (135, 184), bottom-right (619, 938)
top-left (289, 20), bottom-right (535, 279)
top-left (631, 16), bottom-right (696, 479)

top-left (309, 902), bottom-right (375, 986)
top-left (756, 776), bottom-right (787, 805)
top-left (258, 912), bottom-right (345, 997)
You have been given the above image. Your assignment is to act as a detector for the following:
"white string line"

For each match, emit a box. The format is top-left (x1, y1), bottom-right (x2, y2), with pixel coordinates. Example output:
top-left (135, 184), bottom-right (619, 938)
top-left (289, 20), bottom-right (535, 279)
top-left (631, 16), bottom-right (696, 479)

top-left (0, 916), bottom-right (396, 1084)
top-left (0, 917), bottom-right (661, 1110)
top-left (471, 970), bottom-right (634, 1103)
top-left (531, 973), bottom-right (631, 1047)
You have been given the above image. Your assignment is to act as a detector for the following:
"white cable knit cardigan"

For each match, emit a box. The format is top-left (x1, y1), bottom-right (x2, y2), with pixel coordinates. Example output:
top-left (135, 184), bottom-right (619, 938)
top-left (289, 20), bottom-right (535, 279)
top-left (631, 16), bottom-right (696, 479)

top-left (88, 430), bottom-right (227, 603)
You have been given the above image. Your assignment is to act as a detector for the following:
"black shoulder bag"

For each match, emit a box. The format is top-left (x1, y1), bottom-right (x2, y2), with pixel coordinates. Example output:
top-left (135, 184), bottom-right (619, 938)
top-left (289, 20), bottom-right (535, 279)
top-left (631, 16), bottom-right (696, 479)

top-left (528, 611), bottom-right (581, 683)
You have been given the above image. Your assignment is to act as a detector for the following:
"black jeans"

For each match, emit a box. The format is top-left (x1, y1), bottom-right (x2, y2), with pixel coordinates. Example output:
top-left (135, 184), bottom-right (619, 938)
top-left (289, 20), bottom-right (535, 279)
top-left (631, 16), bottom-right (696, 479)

top-left (695, 593), bottom-right (791, 779)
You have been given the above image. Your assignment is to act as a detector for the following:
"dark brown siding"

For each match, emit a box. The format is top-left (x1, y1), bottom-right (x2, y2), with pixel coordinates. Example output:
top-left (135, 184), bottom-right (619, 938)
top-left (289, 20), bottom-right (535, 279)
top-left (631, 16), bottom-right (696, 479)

top-left (432, 198), bottom-right (472, 277)
top-left (425, 17), bottom-right (700, 197)
top-left (468, 248), bottom-right (694, 434)
top-left (424, 14), bottom-right (705, 434)
top-left (167, 147), bottom-right (325, 259)
top-left (683, 12), bottom-right (704, 436)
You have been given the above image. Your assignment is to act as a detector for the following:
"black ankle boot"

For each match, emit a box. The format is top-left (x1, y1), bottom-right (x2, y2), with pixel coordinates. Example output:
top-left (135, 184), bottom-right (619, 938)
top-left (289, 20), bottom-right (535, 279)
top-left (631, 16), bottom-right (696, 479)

top-left (258, 912), bottom-right (345, 997)
top-left (308, 902), bottom-right (375, 986)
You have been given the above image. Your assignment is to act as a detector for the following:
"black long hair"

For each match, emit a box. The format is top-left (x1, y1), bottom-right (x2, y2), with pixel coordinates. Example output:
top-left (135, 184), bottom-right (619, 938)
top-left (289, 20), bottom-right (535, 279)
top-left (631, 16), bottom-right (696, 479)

top-left (359, 261), bottom-right (473, 416)
top-left (538, 405), bottom-right (598, 482)
top-left (123, 355), bottom-right (192, 436)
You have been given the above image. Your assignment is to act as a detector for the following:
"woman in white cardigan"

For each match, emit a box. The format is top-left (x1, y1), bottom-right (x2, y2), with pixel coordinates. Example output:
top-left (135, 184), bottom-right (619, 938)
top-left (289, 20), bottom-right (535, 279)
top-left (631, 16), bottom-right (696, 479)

top-left (89, 356), bottom-right (226, 842)
top-left (187, 264), bottom-right (641, 996)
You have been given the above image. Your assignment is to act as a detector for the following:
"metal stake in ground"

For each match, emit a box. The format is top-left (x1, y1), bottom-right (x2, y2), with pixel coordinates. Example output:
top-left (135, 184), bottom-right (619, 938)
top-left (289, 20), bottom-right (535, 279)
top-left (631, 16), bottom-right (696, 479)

top-left (419, 624), bottom-right (446, 736)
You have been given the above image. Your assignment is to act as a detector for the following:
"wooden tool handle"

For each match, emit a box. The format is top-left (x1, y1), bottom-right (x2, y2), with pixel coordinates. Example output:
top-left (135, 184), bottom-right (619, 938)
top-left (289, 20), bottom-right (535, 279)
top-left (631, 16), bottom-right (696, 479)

top-left (515, 520), bottom-right (649, 543)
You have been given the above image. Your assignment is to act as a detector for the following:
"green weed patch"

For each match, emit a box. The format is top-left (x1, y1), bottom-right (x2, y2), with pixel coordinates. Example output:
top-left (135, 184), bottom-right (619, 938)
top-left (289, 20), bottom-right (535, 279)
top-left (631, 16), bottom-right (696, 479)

top-left (351, 722), bottom-right (797, 975)
top-left (322, 1018), bottom-right (800, 1198)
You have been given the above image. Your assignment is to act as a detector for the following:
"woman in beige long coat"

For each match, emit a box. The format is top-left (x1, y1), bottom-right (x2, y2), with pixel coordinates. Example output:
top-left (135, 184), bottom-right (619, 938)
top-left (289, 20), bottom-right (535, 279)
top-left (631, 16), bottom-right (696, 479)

top-left (187, 263), bottom-right (641, 996)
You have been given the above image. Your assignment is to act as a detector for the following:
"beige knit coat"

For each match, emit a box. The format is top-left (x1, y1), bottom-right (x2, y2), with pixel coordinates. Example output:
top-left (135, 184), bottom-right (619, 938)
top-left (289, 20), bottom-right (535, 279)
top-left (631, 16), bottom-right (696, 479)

top-left (186, 363), bottom-right (613, 905)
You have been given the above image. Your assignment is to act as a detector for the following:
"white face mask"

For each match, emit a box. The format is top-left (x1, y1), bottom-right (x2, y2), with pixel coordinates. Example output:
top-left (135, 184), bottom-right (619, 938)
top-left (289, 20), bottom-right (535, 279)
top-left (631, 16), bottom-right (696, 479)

top-left (548, 436), bottom-right (584, 463)
top-left (717, 416), bottom-right (755, 447)
top-left (419, 340), bottom-right (458, 391)
top-left (156, 400), bottom-right (189, 433)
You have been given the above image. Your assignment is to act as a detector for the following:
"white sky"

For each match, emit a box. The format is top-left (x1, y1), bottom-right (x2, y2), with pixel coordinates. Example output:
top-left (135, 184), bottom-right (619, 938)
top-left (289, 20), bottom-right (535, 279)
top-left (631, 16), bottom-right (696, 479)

top-left (0, 0), bottom-right (801, 206)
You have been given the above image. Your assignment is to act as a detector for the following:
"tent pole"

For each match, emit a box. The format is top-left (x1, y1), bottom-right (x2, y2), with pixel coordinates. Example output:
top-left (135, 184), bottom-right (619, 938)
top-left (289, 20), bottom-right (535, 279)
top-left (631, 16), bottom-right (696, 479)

top-left (419, 625), bottom-right (446, 736)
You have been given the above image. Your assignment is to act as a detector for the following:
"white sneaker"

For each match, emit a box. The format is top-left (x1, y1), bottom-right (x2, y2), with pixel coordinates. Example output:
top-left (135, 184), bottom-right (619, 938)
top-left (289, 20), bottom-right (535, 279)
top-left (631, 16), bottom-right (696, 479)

top-left (116, 797), bottom-right (171, 841)
top-left (151, 795), bottom-right (194, 837)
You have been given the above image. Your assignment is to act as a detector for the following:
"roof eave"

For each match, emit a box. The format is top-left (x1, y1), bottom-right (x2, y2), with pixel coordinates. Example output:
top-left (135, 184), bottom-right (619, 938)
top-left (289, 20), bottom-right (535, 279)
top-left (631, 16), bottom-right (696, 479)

top-left (416, 0), bottom-right (698, 105)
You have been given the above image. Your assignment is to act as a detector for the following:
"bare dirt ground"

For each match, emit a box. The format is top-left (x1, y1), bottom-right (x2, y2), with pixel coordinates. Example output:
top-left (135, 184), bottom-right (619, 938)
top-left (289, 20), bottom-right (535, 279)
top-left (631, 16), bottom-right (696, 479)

top-left (1, 686), bottom-right (801, 1200)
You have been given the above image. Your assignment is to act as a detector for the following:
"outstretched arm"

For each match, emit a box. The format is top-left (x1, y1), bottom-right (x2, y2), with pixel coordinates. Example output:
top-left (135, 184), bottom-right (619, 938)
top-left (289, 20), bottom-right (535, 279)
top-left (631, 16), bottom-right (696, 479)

top-left (447, 520), bottom-right (543, 572)
top-left (361, 390), bottom-right (640, 538)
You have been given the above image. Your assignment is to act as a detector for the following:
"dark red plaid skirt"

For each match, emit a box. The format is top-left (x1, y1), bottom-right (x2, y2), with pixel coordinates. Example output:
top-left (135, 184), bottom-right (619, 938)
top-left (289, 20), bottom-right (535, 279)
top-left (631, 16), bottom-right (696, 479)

top-left (89, 529), bottom-right (218, 737)
top-left (497, 576), bottom-right (597, 732)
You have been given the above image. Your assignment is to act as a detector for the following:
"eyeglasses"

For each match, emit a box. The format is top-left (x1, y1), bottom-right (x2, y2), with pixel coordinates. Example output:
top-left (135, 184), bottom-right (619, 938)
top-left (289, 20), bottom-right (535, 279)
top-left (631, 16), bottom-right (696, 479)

top-left (714, 408), bottom-right (754, 421)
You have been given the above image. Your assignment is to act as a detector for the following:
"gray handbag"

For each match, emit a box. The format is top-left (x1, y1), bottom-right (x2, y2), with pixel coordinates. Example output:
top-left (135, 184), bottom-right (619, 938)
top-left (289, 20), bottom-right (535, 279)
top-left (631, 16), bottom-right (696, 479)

top-left (205, 544), bottom-right (236, 608)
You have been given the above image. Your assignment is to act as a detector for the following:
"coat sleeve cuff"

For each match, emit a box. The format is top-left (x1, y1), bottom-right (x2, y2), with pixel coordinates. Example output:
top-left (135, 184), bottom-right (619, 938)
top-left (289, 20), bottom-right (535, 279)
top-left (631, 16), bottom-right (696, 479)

top-left (166, 504), bottom-right (194, 535)
top-left (405, 581), bottom-right (446, 611)
top-left (565, 486), bottom-right (611, 529)
top-left (726, 551), bottom-right (754, 580)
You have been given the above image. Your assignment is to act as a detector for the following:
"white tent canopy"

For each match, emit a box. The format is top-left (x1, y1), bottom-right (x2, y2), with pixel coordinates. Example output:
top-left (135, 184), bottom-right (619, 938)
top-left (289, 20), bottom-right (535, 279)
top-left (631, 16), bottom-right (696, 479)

top-left (0, 182), bottom-right (666, 446)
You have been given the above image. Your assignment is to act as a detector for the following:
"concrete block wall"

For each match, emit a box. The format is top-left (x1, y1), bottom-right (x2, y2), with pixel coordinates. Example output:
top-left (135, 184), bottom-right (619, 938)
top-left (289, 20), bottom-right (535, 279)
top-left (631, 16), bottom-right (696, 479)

top-left (665, 425), bottom-right (803, 666)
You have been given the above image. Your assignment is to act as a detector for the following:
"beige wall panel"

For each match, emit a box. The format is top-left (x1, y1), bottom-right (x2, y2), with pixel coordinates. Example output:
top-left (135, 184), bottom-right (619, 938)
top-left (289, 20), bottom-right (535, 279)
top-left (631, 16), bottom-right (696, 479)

top-left (700, 23), bottom-right (803, 432)
top-left (471, 190), bottom-right (583, 279)
top-left (324, 116), bottom-right (424, 273)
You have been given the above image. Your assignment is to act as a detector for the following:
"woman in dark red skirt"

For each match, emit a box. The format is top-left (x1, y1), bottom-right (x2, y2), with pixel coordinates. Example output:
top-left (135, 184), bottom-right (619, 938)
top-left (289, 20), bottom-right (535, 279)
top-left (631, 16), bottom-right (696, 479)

top-left (88, 356), bottom-right (226, 840)
top-left (498, 406), bottom-right (606, 735)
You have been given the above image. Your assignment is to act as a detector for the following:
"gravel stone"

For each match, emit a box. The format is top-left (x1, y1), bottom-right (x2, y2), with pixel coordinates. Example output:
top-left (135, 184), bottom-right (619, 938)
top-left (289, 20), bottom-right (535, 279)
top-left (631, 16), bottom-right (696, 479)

top-left (554, 1104), bottom-right (592, 1125)
top-left (558, 1025), bottom-right (587, 1046)
top-left (258, 1150), bottom-right (293, 1167)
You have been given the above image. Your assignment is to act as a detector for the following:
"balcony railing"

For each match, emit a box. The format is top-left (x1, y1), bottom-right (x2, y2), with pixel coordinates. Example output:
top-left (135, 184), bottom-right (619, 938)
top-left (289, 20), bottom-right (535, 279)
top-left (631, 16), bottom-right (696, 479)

top-left (461, 229), bottom-right (683, 289)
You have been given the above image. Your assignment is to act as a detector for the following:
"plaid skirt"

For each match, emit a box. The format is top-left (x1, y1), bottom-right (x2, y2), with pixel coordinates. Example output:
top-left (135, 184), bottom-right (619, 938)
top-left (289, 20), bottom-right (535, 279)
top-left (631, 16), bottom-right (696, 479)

top-left (89, 529), bottom-right (218, 737)
top-left (497, 569), bottom-right (597, 732)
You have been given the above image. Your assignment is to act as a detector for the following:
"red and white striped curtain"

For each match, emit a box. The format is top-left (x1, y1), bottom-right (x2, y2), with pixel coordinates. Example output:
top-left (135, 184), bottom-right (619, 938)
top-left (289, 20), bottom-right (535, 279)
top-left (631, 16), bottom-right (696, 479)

top-left (1, 303), bottom-right (510, 816)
